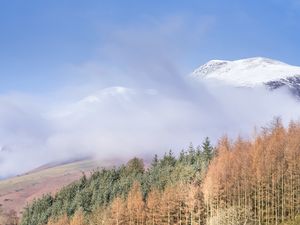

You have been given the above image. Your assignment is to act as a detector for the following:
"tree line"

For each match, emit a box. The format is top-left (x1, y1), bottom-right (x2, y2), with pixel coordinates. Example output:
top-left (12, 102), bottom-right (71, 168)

top-left (20, 138), bottom-right (214, 225)
top-left (19, 119), bottom-right (300, 225)
top-left (203, 119), bottom-right (300, 225)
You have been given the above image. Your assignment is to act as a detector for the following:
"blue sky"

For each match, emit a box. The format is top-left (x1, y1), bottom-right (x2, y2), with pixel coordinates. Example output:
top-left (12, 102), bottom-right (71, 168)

top-left (2, 0), bottom-right (300, 176)
top-left (0, 0), bottom-right (300, 92)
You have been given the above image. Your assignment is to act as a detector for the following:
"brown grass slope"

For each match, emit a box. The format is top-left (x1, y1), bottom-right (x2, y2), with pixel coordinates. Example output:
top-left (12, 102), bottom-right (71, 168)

top-left (0, 159), bottom-right (106, 216)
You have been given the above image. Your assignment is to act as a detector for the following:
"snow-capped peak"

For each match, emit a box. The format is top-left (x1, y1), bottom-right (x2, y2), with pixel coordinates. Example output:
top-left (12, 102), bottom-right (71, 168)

top-left (192, 57), bottom-right (300, 87)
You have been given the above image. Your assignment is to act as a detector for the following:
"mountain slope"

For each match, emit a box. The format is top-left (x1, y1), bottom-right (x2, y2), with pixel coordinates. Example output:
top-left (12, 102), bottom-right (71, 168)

top-left (0, 159), bottom-right (109, 216)
top-left (191, 57), bottom-right (300, 97)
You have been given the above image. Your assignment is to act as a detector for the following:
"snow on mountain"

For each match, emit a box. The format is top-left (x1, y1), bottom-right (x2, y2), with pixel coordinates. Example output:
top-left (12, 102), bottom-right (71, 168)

top-left (191, 57), bottom-right (300, 98)
top-left (192, 57), bottom-right (300, 86)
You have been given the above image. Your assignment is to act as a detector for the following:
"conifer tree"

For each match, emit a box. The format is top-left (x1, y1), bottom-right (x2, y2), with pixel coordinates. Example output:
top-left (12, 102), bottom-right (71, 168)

top-left (47, 214), bottom-right (69, 225)
top-left (146, 188), bottom-right (161, 225)
top-left (151, 154), bottom-right (159, 167)
top-left (126, 182), bottom-right (145, 225)
top-left (202, 137), bottom-right (214, 163)
top-left (69, 210), bottom-right (86, 225)
top-left (110, 197), bottom-right (125, 225)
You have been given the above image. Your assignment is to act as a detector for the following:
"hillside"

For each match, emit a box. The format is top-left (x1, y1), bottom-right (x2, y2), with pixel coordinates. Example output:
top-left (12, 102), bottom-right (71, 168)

top-left (0, 159), bottom-right (107, 217)
top-left (19, 139), bottom-right (214, 225)
top-left (18, 120), bottom-right (300, 225)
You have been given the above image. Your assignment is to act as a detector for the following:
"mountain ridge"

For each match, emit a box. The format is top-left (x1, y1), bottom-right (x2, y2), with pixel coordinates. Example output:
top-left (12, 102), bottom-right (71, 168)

top-left (192, 57), bottom-right (300, 98)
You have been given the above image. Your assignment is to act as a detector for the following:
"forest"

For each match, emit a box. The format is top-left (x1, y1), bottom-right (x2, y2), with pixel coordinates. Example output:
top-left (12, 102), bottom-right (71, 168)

top-left (14, 119), bottom-right (300, 225)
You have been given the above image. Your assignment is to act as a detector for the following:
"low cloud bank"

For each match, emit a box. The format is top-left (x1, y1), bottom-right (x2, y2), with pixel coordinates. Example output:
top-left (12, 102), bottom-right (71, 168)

top-left (0, 79), bottom-right (299, 178)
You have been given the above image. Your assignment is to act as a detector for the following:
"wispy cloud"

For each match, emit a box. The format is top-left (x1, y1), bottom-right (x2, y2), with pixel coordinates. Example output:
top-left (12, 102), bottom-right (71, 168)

top-left (0, 14), bottom-right (299, 178)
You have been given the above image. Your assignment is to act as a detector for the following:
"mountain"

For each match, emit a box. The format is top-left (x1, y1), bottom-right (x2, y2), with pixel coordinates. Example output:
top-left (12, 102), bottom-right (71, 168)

top-left (191, 57), bottom-right (300, 98)
top-left (0, 159), bottom-right (113, 217)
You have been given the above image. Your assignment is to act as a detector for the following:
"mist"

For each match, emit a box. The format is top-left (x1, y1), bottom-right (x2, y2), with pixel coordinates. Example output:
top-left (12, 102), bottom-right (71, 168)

top-left (1, 78), bottom-right (299, 178)
top-left (1, 16), bottom-right (300, 178)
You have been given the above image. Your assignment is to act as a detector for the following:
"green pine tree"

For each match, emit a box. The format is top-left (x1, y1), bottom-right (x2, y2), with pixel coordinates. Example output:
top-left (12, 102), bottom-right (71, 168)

top-left (202, 137), bottom-right (214, 163)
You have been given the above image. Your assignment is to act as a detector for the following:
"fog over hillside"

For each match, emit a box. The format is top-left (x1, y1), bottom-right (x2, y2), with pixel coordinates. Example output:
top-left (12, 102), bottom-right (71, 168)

top-left (1, 68), bottom-right (300, 178)
top-left (1, 21), bottom-right (300, 178)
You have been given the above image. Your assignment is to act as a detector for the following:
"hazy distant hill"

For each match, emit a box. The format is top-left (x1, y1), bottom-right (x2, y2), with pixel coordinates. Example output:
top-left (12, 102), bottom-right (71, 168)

top-left (0, 159), bottom-right (109, 216)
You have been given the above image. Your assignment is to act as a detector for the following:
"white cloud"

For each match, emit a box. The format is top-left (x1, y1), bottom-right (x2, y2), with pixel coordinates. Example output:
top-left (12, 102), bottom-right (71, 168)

top-left (0, 80), bottom-right (299, 178)
top-left (0, 14), bottom-right (299, 178)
